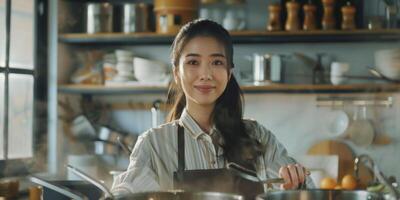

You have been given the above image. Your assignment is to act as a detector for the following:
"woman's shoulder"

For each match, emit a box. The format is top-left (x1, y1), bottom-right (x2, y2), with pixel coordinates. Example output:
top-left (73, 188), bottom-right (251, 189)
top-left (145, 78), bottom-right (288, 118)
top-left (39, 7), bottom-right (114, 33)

top-left (139, 120), bottom-right (179, 140)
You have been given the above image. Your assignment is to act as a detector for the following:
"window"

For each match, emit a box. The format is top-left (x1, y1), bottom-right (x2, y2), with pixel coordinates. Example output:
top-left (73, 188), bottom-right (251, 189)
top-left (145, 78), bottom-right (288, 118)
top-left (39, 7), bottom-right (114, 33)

top-left (0, 0), bottom-right (47, 176)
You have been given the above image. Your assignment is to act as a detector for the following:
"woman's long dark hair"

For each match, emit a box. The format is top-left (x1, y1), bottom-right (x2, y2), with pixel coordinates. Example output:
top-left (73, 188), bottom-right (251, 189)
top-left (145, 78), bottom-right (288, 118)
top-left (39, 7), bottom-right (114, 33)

top-left (167, 19), bottom-right (262, 168)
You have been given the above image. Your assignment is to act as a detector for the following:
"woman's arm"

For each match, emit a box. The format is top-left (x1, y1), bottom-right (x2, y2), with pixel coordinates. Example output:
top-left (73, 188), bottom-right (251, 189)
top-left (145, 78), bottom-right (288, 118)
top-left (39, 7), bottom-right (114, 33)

top-left (254, 122), bottom-right (315, 189)
top-left (111, 132), bottom-right (160, 196)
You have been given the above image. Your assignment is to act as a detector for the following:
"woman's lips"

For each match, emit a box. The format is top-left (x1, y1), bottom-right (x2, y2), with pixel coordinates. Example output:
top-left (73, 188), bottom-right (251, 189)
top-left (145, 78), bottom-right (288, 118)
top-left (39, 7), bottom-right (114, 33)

top-left (194, 85), bottom-right (215, 93)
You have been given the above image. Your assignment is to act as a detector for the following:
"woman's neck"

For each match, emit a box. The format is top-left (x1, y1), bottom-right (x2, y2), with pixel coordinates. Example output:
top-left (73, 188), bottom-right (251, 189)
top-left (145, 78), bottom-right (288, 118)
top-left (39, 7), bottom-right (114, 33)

top-left (186, 102), bottom-right (214, 134)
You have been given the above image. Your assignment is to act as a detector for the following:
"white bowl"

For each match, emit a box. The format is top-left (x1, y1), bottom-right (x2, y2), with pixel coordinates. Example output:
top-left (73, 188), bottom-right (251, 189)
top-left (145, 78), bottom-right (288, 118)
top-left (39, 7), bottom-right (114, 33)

top-left (116, 62), bottom-right (133, 72)
top-left (115, 49), bottom-right (134, 58)
top-left (329, 110), bottom-right (349, 137)
top-left (133, 57), bottom-right (168, 82)
top-left (375, 48), bottom-right (400, 79)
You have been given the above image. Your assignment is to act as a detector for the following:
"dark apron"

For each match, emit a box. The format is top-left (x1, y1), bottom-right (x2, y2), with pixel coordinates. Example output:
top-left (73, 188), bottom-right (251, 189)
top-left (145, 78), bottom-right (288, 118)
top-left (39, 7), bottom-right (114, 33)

top-left (173, 125), bottom-right (263, 200)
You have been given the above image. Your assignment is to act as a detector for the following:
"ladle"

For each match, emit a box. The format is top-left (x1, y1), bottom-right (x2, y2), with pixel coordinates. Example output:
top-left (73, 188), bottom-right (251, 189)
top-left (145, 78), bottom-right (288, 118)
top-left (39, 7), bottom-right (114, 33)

top-left (226, 162), bottom-right (285, 185)
top-left (368, 67), bottom-right (400, 83)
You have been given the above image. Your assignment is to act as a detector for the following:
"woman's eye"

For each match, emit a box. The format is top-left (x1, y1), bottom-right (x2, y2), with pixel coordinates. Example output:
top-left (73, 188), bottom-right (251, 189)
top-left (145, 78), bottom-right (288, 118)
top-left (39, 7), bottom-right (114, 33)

top-left (187, 60), bottom-right (199, 65)
top-left (212, 60), bottom-right (225, 66)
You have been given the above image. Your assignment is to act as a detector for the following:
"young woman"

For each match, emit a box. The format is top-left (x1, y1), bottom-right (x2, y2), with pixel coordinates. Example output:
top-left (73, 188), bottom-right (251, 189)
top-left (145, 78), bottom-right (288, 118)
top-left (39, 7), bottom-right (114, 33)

top-left (111, 19), bottom-right (313, 197)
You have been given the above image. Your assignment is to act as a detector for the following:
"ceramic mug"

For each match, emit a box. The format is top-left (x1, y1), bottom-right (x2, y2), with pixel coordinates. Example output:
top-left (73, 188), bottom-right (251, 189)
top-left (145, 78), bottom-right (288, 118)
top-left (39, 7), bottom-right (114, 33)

top-left (330, 62), bottom-right (350, 85)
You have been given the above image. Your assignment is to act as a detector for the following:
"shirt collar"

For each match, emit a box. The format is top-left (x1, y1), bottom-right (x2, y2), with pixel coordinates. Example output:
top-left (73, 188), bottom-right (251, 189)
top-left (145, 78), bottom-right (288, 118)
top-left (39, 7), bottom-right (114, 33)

top-left (179, 108), bottom-right (217, 139)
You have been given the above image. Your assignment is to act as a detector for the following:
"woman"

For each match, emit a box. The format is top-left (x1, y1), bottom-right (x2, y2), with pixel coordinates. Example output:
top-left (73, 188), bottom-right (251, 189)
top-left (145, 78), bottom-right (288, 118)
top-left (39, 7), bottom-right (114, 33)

top-left (111, 19), bottom-right (313, 197)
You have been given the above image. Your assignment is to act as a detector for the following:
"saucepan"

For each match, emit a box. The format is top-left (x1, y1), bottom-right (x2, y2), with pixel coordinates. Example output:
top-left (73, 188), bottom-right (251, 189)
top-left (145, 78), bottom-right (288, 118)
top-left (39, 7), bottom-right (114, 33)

top-left (67, 165), bottom-right (245, 200)
top-left (256, 189), bottom-right (382, 200)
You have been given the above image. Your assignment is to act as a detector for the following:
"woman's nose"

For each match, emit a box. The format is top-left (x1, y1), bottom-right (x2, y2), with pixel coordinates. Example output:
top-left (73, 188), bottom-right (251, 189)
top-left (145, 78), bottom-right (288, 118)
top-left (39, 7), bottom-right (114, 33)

top-left (199, 64), bottom-right (213, 80)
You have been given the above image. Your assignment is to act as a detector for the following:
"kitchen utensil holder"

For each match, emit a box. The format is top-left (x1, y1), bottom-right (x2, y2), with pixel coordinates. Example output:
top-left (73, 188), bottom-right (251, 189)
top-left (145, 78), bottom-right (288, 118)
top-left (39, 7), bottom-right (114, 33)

top-left (316, 95), bottom-right (393, 107)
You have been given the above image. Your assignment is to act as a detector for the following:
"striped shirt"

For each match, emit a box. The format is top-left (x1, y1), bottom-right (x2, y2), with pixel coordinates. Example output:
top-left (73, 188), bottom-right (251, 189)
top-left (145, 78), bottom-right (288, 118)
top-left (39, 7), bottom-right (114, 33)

top-left (111, 109), bottom-right (314, 195)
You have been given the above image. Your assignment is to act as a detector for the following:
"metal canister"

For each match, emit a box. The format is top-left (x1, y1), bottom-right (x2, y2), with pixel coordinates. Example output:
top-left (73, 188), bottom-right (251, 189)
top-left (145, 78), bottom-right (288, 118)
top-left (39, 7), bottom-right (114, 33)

top-left (123, 3), bottom-right (152, 33)
top-left (86, 3), bottom-right (113, 34)
top-left (253, 53), bottom-right (272, 84)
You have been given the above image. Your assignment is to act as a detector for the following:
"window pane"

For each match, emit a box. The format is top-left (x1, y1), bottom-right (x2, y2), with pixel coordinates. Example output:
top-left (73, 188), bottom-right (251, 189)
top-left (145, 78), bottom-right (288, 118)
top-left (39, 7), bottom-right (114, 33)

top-left (9, 0), bottom-right (34, 69)
top-left (0, 73), bottom-right (4, 160)
top-left (0, 1), bottom-right (5, 67)
top-left (8, 74), bottom-right (33, 159)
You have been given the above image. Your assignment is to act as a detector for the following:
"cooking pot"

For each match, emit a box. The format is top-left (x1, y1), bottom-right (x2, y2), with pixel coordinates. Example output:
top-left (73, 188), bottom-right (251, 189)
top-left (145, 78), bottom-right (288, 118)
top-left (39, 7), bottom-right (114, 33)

top-left (114, 191), bottom-right (244, 200)
top-left (256, 189), bottom-right (382, 200)
top-left (67, 165), bottom-right (245, 200)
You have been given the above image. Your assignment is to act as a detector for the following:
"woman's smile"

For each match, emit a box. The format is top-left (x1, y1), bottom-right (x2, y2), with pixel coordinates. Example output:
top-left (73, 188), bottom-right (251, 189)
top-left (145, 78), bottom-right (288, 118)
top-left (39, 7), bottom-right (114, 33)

top-left (194, 84), bottom-right (216, 94)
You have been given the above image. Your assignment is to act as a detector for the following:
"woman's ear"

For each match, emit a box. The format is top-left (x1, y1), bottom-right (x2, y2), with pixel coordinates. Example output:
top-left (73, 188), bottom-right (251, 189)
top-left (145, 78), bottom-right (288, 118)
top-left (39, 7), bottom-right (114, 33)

top-left (228, 68), bottom-right (233, 80)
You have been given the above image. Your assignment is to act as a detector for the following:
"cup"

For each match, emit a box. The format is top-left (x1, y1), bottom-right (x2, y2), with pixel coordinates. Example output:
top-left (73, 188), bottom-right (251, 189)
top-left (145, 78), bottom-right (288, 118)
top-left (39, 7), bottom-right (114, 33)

top-left (330, 62), bottom-right (349, 85)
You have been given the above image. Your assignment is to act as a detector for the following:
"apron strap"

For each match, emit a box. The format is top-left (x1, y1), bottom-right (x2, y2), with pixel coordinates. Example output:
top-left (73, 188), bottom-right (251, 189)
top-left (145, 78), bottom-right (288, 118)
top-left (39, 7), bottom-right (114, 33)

top-left (176, 124), bottom-right (185, 179)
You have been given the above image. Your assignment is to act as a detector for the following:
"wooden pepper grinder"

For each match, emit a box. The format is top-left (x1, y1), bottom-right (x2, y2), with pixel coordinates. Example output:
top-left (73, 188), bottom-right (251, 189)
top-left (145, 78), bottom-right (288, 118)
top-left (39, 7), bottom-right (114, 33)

top-left (322, 0), bottom-right (336, 30)
top-left (285, 0), bottom-right (300, 31)
top-left (303, 2), bottom-right (317, 31)
top-left (267, 3), bottom-right (282, 31)
top-left (341, 2), bottom-right (356, 30)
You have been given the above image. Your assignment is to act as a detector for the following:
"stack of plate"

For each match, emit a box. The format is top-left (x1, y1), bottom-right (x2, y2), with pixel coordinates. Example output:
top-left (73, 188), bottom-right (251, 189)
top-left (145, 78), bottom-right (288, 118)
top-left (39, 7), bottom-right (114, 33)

top-left (113, 50), bottom-right (136, 82)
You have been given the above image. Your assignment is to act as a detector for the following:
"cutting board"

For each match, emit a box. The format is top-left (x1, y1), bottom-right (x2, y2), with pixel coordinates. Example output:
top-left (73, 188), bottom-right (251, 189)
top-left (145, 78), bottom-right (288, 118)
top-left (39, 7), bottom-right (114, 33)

top-left (307, 140), bottom-right (373, 188)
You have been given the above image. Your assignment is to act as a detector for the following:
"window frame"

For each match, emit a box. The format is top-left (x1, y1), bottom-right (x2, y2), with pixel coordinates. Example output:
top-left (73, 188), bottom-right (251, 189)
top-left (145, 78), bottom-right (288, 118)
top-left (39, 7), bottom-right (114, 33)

top-left (0, 0), bottom-right (48, 177)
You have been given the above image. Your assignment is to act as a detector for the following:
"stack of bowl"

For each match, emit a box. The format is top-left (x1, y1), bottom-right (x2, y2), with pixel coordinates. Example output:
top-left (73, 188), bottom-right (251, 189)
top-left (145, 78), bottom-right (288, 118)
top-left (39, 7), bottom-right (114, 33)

top-left (113, 50), bottom-right (135, 82)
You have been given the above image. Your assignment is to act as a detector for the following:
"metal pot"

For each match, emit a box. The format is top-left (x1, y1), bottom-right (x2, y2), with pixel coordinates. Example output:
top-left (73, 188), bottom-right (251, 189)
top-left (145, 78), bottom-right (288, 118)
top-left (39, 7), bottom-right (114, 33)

top-left (67, 165), bottom-right (245, 200)
top-left (256, 189), bottom-right (382, 200)
top-left (115, 191), bottom-right (244, 200)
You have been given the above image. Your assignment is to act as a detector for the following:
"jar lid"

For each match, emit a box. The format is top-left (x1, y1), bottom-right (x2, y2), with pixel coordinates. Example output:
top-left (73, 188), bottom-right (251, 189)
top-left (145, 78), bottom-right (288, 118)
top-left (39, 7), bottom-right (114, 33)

top-left (268, 3), bottom-right (281, 11)
top-left (303, 4), bottom-right (316, 11)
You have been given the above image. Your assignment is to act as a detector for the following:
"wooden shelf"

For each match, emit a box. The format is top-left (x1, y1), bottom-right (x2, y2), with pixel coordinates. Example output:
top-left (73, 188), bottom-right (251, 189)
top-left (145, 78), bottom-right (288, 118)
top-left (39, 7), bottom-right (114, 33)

top-left (58, 83), bottom-right (400, 95)
top-left (58, 84), bottom-right (168, 95)
top-left (58, 29), bottom-right (400, 45)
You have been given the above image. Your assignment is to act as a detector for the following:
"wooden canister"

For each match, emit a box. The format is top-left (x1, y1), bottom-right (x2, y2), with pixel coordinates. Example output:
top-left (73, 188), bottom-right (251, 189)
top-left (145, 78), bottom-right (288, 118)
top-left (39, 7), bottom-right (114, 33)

top-left (303, 3), bottom-right (317, 31)
top-left (322, 0), bottom-right (335, 30)
top-left (341, 3), bottom-right (356, 30)
top-left (267, 3), bottom-right (282, 31)
top-left (154, 0), bottom-right (199, 34)
top-left (285, 0), bottom-right (300, 31)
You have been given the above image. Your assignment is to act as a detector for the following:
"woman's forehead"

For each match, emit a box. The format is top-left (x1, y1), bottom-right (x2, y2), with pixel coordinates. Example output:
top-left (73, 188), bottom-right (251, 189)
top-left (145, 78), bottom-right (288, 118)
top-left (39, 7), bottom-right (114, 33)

top-left (181, 36), bottom-right (226, 57)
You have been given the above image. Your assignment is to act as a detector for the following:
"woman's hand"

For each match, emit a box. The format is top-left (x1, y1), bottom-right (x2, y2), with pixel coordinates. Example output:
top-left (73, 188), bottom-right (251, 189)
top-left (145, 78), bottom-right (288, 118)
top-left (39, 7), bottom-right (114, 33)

top-left (279, 163), bottom-right (308, 189)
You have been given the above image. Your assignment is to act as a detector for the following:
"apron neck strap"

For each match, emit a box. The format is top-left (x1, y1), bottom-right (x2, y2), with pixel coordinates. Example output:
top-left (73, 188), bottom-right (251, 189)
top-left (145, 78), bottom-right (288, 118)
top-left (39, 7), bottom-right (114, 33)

top-left (177, 124), bottom-right (185, 173)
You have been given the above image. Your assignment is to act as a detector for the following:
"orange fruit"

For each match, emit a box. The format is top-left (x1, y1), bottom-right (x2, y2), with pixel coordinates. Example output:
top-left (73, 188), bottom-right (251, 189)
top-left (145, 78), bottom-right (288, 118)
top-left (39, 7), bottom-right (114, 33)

top-left (334, 185), bottom-right (342, 190)
top-left (320, 177), bottom-right (337, 189)
top-left (341, 174), bottom-right (357, 190)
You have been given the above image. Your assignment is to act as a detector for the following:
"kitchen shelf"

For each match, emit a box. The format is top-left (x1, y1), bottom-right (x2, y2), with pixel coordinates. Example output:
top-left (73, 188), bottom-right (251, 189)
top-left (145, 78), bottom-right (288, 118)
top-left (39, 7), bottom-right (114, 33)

top-left (58, 29), bottom-right (400, 45)
top-left (58, 83), bottom-right (400, 95)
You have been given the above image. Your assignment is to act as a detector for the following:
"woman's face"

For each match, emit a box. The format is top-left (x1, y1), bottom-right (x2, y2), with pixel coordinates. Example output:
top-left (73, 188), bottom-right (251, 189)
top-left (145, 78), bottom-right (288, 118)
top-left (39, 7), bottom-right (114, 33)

top-left (174, 36), bottom-right (231, 108)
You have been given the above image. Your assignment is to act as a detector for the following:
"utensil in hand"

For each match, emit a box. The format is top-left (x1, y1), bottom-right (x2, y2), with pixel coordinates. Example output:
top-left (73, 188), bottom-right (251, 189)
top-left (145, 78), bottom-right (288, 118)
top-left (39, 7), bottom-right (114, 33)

top-left (226, 162), bottom-right (285, 185)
